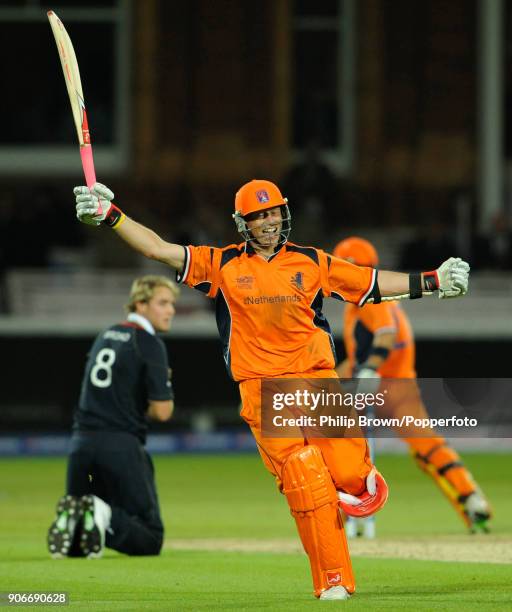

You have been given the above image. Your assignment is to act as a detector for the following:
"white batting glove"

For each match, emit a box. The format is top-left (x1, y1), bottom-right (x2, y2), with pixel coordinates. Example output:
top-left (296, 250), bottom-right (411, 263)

top-left (355, 365), bottom-right (381, 395)
top-left (74, 183), bottom-right (114, 226)
top-left (436, 257), bottom-right (470, 299)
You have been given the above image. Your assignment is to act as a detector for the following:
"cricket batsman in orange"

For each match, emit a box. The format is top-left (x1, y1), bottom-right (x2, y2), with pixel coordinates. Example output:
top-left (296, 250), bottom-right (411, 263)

top-left (74, 179), bottom-right (470, 600)
top-left (334, 237), bottom-right (492, 534)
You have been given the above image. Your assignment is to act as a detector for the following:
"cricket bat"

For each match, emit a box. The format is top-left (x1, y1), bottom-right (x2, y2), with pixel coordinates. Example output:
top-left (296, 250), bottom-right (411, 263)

top-left (47, 10), bottom-right (98, 192)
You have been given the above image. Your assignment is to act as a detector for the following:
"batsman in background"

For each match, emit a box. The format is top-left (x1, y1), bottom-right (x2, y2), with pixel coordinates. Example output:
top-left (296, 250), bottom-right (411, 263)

top-left (74, 179), bottom-right (470, 601)
top-left (334, 237), bottom-right (492, 533)
top-left (47, 276), bottom-right (178, 558)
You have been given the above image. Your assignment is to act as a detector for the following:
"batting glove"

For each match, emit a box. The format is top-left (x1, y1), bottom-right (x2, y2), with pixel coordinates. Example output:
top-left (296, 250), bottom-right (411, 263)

top-left (74, 183), bottom-right (114, 226)
top-left (435, 257), bottom-right (470, 299)
top-left (338, 468), bottom-right (389, 517)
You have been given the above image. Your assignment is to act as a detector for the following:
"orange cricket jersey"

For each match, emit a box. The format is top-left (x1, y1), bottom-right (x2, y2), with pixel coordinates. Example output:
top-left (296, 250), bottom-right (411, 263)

top-left (177, 241), bottom-right (377, 381)
top-left (343, 301), bottom-right (416, 378)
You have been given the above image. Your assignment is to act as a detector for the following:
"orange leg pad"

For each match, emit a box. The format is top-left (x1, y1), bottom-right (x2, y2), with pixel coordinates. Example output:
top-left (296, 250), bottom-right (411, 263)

top-left (282, 445), bottom-right (355, 597)
top-left (409, 437), bottom-right (476, 498)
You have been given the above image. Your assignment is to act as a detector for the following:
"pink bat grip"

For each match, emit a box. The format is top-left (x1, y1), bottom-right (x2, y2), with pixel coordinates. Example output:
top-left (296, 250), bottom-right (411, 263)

top-left (80, 145), bottom-right (102, 215)
top-left (80, 145), bottom-right (97, 188)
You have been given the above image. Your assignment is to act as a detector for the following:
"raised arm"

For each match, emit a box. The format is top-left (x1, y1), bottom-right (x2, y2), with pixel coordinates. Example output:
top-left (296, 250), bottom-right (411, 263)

top-left (372, 259), bottom-right (470, 301)
top-left (74, 183), bottom-right (185, 270)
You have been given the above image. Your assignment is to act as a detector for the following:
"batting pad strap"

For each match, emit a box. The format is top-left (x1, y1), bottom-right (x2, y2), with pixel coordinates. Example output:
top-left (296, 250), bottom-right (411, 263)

top-left (103, 204), bottom-right (125, 228)
top-left (408, 273), bottom-right (423, 299)
top-left (438, 461), bottom-right (463, 476)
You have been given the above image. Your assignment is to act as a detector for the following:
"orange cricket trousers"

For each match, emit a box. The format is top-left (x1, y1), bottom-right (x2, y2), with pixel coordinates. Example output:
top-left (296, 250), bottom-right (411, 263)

top-left (239, 369), bottom-right (373, 496)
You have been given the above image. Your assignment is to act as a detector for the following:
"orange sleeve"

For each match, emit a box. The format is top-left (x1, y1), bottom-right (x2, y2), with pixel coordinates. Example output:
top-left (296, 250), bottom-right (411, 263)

top-left (176, 245), bottom-right (220, 296)
top-left (326, 254), bottom-right (377, 306)
top-left (358, 302), bottom-right (398, 335)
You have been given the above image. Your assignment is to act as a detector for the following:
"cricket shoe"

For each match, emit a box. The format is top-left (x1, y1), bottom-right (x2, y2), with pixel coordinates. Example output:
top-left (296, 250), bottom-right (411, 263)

top-left (464, 491), bottom-right (492, 533)
top-left (47, 495), bottom-right (82, 558)
top-left (79, 495), bottom-right (112, 558)
top-left (319, 586), bottom-right (350, 601)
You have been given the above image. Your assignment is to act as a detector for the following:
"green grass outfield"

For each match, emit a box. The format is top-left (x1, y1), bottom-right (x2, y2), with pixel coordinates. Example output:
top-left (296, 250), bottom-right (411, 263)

top-left (0, 452), bottom-right (510, 610)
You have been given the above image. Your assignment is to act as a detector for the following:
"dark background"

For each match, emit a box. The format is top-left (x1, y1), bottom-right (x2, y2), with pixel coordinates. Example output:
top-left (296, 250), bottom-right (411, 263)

top-left (1, 1), bottom-right (511, 435)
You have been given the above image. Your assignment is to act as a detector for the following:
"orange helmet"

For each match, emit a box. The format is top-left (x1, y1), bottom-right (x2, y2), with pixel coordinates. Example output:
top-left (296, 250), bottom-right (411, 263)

top-left (333, 237), bottom-right (379, 267)
top-left (233, 179), bottom-right (291, 244)
top-left (234, 179), bottom-right (287, 216)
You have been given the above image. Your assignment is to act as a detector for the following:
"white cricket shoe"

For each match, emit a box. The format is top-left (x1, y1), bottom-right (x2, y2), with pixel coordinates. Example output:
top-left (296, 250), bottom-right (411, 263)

top-left (464, 491), bottom-right (491, 532)
top-left (79, 495), bottom-right (112, 558)
top-left (319, 586), bottom-right (350, 601)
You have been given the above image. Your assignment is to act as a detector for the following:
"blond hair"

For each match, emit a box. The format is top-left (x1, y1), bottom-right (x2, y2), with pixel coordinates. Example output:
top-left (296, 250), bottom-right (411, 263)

top-left (125, 275), bottom-right (180, 313)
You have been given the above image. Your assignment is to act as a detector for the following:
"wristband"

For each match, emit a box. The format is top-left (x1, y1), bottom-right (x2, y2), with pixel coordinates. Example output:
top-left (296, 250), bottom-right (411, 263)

top-left (369, 346), bottom-right (390, 360)
top-left (102, 204), bottom-right (126, 229)
top-left (408, 273), bottom-right (423, 299)
top-left (422, 270), bottom-right (439, 292)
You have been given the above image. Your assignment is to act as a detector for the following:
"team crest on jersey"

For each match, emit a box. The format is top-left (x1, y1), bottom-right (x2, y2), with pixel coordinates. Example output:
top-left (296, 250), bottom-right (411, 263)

top-left (291, 271), bottom-right (304, 291)
top-left (236, 275), bottom-right (254, 289)
top-left (256, 189), bottom-right (270, 204)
